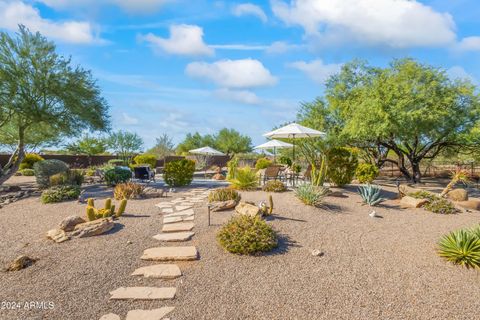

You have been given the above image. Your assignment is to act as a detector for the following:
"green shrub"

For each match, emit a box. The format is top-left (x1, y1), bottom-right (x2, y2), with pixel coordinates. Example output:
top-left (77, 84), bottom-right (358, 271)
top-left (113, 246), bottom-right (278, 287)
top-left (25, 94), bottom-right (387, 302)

top-left (19, 153), bottom-right (44, 170)
top-left (262, 180), bottom-right (287, 192)
top-left (355, 163), bottom-right (379, 184)
top-left (226, 156), bottom-right (239, 180)
top-left (108, 159), bottom-right (126, 166)
top-left (41, 185), bottom-right (81, 204)
top-left (255, 157), bottom-right (272, 170)
top-left (33, 159), bottom-right (69, 188)
top-left (85, 167), bottom-right (96, 176)
top-left (295, 184), bottom-right (329, 206)
top-left (217, 215), bottom-right (277, 255)
top-left (49, 169), bottom-right (84, 187)
top-left (358, 184), bottom-right (385, 206)
top-left (326, 147), bottom-right (358, 187)
top-left (18, 168), bottom-right (35, 176)
top-left (163, 159), bottom-right (195, 187)
top-left (408, 190), bottom-right (436, 201)
top-left (104, 167), bottom-right (131, 186)
top-left (438, 229), bottom-right (480, 269)
top-left (424, 197), bottom-right (457, 214)
top-left (229, 167), bottom-right (258, 190)
top-left (279, 156), bottom-right (292, 167)
top-left (133, 153), bottom-right (157, 169)
top-left (208, 187), bottom-right (241, 203)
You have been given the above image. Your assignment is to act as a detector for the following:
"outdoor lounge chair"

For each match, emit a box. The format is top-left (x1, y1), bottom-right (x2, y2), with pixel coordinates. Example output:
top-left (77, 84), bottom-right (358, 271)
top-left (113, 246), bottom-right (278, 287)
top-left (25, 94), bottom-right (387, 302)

top-left (134, 165), bottom-right (155, 183)
top-left (263, 166), bottom-right (281, 184)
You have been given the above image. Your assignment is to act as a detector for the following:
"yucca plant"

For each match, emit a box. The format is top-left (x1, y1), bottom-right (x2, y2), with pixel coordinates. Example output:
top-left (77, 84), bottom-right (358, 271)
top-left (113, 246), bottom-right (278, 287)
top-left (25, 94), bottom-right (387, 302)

top-left (438, 229), bottom-right (480, 269)
top-left (229, 167), bottom-right (258, 190)
top-left (295, 183), bottom-right (329, 207)
top-left (440, 168), bottom-right (471, 197)
top-left (357, 184), bottom-right (385, 206)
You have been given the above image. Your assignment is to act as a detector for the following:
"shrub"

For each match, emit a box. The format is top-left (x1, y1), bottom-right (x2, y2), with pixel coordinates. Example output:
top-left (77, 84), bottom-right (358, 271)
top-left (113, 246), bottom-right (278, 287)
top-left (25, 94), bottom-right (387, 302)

top-left (208, 188), bottom-right (241, 203)
top-left (326, 147), bottom-right (358, 187)
top-left (226, 156), bottom-right (239, 180)
top-left (49, 169), bottom-right (84, 187)
top-left (85, 167), bottom-right (96, 176)
top-left (20, 153), bottom-right (44, 170)
top-left (18, 168), bottom-right (35, 176)
top-left (114, 182), bottom-right (145, 200)
top-left (108, 159), bottom-right (126, 166)
top-left (163, 159), bottom-right (195, 187)
top-left (295, 184), bottom-right (329, 206)
top-left (424, 197), bottom-right (457, 215)
top-left (438, 229), bottom-right (480, 269)
top-left (279, 156), bottom-right (292, 167)
top-left (217, 215), bottom-right (277, 255)
top-left (358, 184), bottom-right (385, 206)
top-left (355, 163), bottom-right (379, 184)
top-left (230, 167), bottom-right (258, 190)
top-left (41, 185), bottom-right (81, 204)
top-left (408, 190), bottom-right (436, 201)
top-left (262, 180), bottom-right (287, 192)
top-left (133, 154), bottom-right (157, 169)
top-left (33, 159), bottom-right (69, 188)
top-left (255, 157), bottom-right (272, 170)
top-left (104, 167), bottom-right (132, 186)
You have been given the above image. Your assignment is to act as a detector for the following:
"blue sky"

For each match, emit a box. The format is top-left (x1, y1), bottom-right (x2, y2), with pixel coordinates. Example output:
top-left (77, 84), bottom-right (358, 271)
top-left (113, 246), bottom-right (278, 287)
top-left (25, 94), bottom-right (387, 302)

top-left (1, 0), bottom-right (480, 148)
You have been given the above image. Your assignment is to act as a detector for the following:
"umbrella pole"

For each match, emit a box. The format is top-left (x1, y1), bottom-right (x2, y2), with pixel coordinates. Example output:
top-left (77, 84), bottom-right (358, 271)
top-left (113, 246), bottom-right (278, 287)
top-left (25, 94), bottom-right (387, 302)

top-left (274, 147), bottom-right (276, 164)
top-left (292, 135), bottom-right (296, 187)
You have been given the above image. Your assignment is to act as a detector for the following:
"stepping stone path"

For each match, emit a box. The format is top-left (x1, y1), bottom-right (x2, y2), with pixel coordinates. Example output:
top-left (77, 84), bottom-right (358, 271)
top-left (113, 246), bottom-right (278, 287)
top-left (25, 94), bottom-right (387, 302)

top-left (102, 188), bottom-right (210, 319)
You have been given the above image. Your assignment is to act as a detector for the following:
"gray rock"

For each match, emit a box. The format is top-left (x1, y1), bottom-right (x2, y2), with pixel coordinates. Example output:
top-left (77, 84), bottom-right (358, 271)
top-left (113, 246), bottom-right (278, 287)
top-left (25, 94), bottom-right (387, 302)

top-left (59, 215), bottom-right (86, 232)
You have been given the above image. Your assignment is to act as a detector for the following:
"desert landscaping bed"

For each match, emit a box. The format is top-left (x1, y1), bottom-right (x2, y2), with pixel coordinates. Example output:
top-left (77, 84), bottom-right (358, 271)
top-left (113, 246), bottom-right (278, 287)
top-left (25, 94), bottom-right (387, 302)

top-left (1, 180), bottom-right (480, 320)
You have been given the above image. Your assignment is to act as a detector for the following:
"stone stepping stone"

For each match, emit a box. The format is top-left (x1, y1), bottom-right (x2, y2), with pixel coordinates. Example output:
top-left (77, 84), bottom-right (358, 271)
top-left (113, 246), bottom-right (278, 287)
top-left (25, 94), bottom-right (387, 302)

top-left (175, 205), bottom-right (192, 211)
top-left (100, 314), bottom-right (120, 320)
top-left (155, 203), bottom-right (173, 208)
top-left (132, 264), bottom-right (181, 279)
top-left (126, 307), bottom-right (174, 320)
top-left (164, 209), bottom-right (194, 217)
top-left (153, 232), bottom-right (195, 242)
top-left (178, 202), bottom-right (194, 206)
top-left (109, 287), bottom-right (176, 300)
top-left (141, 246), bottom-right (198, 261)
top-left (162, 222), bottom-right (194, 233)
top-left (163, 216), bottom-right (183, 224)
top-left (171, 198), bottom-right (185, 203)
top-left (162, 208), bottom-right (174, 214)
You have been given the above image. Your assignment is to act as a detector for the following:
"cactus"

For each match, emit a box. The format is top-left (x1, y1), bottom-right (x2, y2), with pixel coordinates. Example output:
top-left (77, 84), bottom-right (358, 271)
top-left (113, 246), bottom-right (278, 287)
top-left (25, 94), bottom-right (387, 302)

top-left (87, 198), bottom-right (95, 207)
top-left (86, 206), bottom-right (96, 221)
top-left (85, 198), bottom-right (127, 221)
top-left (268, 195), bottom-right (273, 215)
top-left (104, 198), bottom-right (112, 210)
top-left (116, 199), bottom-right (127, 217)
top-left (110, 205), bottom-right (116, 215)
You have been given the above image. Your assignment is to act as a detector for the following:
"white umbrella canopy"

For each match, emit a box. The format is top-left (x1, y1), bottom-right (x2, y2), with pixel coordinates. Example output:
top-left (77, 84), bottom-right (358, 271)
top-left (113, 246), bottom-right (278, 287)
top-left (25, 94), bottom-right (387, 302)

top-left (263, 123), bottom-right (326, 139)
top-left (189, 146), bottom-right (225, 155)
top-left (254, 139), bottom-right (294, 149)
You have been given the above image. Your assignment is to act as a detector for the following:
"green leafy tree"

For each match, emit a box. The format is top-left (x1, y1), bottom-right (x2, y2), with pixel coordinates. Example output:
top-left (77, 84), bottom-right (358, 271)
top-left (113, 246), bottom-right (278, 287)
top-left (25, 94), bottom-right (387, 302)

top-left (0, 26), bottom-right (109, 184)
top-left (147, 133), bottom-right (175, 159)
top-left (65, 134), bottom-right (108, 156)
top-left (215, 128), bottom-right (252, 155)
top-left (176, 132), bottom-right (216, 155)
top-left (107, 130), bottom-right (144, 163)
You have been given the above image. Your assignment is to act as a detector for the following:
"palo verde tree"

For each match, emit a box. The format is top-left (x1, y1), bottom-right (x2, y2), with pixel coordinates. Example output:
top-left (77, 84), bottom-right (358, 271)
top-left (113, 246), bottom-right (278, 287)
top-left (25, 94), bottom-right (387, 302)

top-left (0, 26), bottom-right (110, 184)
top-left (107, 130), bottom-right (144, 163)
top-left (322, 58), bottom-right (480, 183)
top-left (176, 129), bottom-right (252, 156)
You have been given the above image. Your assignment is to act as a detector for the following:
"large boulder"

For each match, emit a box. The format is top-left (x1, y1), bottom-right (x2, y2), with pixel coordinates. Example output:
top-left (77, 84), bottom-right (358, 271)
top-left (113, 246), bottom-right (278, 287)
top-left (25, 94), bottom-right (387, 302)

top-left (398, 184), bottom-right (423, 198)
top-left (235, 202), bottom-right (261, 217)
top-left (212, 173), bottom-right (226, 181)
top-left (70, 218), bottom-right (114, 238)
top-left (59, 215), bottom-right (86, 232)
top-left (209, 200), bottom-right (237, 212)
top-left (400, 196), bottom-right (429, 208)
top-left (143, 187), bottom-right (166, 199)
top-left (446, 189), bottom-right (468, 202)
top-left (457, 200), bottom-right (480, 211)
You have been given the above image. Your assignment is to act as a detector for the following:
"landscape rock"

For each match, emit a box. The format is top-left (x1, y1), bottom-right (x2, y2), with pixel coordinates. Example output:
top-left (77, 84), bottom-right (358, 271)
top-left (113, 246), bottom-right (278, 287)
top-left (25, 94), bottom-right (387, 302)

top-left (446, 189), bottom-right (468, 201)
top-left (235, 202), bottom-right (261, 217)
top-left (162, 222), bottom-right (195, 233)
top-left (132, 264), bottom-right (182, 279)
top-left (5, 255), bottom-right (37, 271)
top-left (398, 184), bottom-right (423, 198)
top-left (212, 173), bottom-right (226, 180)
top-left (59, 215), bottom-right (86, 232)
top-left (457, 200), bottom-right (480, 211)
top-left (141, 246), bottom-right (198, 261)
top-left (46, 228), bottom-right (70, 243)
top-left (109, 287), bottom-right (176, 300)
top-left (209, 200), bottom-right (237, 212)
top-left (153, 231), bottom-right (195, 242)
top-left (99, 313), bottom-right (121, 320)
top-left (143, 187), bottom-right (166, 198)
top-left (400, 196), bottom-right (429, 208)
top-left (126, 307), bottom-right (175, 320)
top-left (70, 218), bottom-right (114, 238)
top-left (311, 249), bottom-right (323, 257)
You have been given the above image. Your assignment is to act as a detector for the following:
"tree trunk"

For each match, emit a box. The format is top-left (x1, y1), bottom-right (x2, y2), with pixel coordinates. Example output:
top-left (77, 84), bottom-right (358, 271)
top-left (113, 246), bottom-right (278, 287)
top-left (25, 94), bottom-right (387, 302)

top-left (411, 161), bottom-right (422, 184)
top-left (0, 128), bottom-right (26, 185)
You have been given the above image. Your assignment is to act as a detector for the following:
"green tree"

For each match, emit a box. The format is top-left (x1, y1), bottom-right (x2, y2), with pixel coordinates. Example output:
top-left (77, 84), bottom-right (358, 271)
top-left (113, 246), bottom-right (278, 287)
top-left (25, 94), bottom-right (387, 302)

top-left (65, 134), bottom-right (108, 156)
top-left (215, 128), bottom-right (252, 155)
top-left (107, 130), bottom-right (143, 163)
top-left (147, 133), bottom-right (175, 159)
top-left (0, 26), bottom-right (109, 184)
top-left (176, 132), bottom-right (216, 155)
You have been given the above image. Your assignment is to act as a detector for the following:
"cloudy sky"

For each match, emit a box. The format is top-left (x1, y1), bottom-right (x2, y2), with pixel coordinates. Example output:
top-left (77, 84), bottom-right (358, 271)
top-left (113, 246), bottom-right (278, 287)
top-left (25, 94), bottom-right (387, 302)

top-left (1, 0), bottom-right (479, 147)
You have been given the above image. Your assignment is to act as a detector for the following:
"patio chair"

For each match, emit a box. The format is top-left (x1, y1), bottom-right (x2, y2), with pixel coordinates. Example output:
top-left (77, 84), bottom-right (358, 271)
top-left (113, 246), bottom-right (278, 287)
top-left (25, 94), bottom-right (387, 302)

top-left (263, 166), bottom-right (281, 184)
top-left (298, 164), bottom-right (312, 182)
top-left (134, 165), bottom-right (155, 183)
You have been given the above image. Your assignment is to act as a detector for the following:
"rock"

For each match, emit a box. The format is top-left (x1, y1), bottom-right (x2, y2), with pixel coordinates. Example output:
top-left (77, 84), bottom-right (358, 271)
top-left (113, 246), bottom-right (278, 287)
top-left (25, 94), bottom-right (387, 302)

top-left (70, 218), bottom-right (114, 238)
top-left (164, 209), bottom-right (195, 218)
top-left (99, 313), bottom-right (121, 320)
top-left (446, 189), bottom-right (468, 201)
top-left (162, 222), bottom-right (195, 233)
top-left (5, 255), bottom-right (36, 271)
top-left (143, 187), bottom-right (166, 198)
top-left (235, 202), bottom-right (261, 217)
top-left (59, 215), bottom-right (86, 232)
top-left (126, 307), bottom-right (175, 320)
top-left (457, 200), bottom-right (480, 211)
top-left (153, 232), bottom-right (195, 242)
top-left (398, 184), bottom-right (423, 198)
top-left (109, 287), bottom-right (176, 300)
top-left (400, 196), bottom-right (429, 208)
top-left (141, 246), bottom-right (198, 261)
top-left (175, 205), bottom-right (193, 211)
top-left (212, 173), bottom-right (226, 180)
top-left (209, 200), bottom-right (237, 212)
top-left (311, 249), bottom-right (323, 257)
top-left (46, 229), bottom-right (70, 243)
top-left (131, 264), bottom-right (182, 279)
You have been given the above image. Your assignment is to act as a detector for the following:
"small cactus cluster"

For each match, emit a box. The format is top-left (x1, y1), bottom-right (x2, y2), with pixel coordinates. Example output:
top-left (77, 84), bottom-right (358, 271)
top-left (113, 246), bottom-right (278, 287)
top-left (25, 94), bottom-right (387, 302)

top-left (259, 195), bottom-right (274, 216)
top-left (86, 198), bottom-right (127, 221)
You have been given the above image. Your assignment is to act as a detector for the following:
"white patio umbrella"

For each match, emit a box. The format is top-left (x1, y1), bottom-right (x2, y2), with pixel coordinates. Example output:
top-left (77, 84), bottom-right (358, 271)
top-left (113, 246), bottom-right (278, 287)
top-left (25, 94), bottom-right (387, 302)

top-left (189, 146), bottom-right (225, 178)
top-left (254, 139), bottom-right (293, 163)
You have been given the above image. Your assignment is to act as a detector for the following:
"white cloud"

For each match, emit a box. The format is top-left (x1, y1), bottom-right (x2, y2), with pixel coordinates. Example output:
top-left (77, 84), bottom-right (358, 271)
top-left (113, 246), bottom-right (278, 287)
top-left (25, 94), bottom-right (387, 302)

top-left (232, 3), bottom-right (267, 23)
top-left (121, 112), bottom-right (139, 125)
top-left (271, 0), bottom-right (456, 48)
top-left (214, 88), bottom-right (262, 105)
top-left (139, 24), bottom-right (213, 56)
top-left (210, 44), bottom-right (268, 50)
top-left (185, 59), bottom-right (277, 89)
top-left (289, 59), bottom-right (342, 84)
top-left (37, 0), bottom-right (172, 13)
top-left (265, 41), bottom-right (303, 54)
top-left (0, 1), bottom-right (100, 44)
top-left (447, 66), bottom-right (477, 84)
top-left (456, 37), bottom-right (480, 52)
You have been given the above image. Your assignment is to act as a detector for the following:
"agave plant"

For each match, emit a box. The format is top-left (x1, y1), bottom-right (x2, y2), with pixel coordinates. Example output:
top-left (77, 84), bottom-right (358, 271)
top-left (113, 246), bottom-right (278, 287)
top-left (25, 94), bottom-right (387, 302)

top-left (357, 184), bottom-right (385, 207)
top-left (295, 183), bottom-right (329, 207)
top-left (438, 229), bottom-right (480, 269)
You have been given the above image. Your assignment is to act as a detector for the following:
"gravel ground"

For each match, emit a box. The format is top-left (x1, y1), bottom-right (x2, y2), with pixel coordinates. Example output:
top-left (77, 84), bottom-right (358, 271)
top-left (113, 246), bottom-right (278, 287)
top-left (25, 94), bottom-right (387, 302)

top-left (1, 179), bottom-right (480, 320)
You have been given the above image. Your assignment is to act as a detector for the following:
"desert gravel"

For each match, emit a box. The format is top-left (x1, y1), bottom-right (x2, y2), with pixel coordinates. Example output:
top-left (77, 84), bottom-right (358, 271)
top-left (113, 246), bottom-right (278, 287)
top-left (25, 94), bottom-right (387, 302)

top-left (1, 181), bottom-right (480, 319)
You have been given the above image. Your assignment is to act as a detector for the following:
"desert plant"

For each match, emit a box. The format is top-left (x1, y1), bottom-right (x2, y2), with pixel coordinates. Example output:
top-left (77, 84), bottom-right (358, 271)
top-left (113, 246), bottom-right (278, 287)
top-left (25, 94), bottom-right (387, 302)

top-left (104, 167), bottom-right (132, 186)
top-left (310, 158), bottom-right (327, 186)
top-left (229, 166), bottom-right (258, 190)
top-left (163, 159), bottom-right (196, 187)
top-left (48, 169), bottom-right (84, 187)
top-left (259, 195), bottom-right (274, 216)
top-left (355, 163), bottom-right (379, 184)
top-left (326, 147), bottom-right (359, 187)
top-left (208, 188), bottom-right (241, 203)
top-left (85, 197), bottom-right (127, 220)
top-left (255, 157), bottom-right (272, 170)
top-left (438, 229), bottom-right (480, 269)
top-left (440, 168), bottom-right (471, 197)
top-left (114, 182), bottom-right (145, 200)
top-left (408, 190), bottom-right (437, 201)
top-left (226, 156), bottom-right (239, 180)
top-left (279, 156), bottom-right (292, 167)
top-left (424, 197), bottom-right (457, 214)
top-left (217, 215), bottom-right (277, 255)
top-left (358, 184), bottom-right (385, 206)
top-left (19, 153), bottom-right (44, 170)
top-left (41, 185), bottom-right (81, 204)
top-left (295, 183), bottom-right (329, 206)
top-left (33, 159), bottom-right (69, 188)
top-left (18, 168), bottom-right (35, 176)
top-left (132, 153), bottom-right (157, 169)
top-left (262, 180), bottom-right (287, 192)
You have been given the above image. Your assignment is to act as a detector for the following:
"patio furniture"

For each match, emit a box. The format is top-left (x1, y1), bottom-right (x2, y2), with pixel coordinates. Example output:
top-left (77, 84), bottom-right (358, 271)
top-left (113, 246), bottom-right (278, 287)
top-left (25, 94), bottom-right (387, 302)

top-left (263, 166), bottom-right (281, 184)
top-left (134, 165), bottom-right (155, 183)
